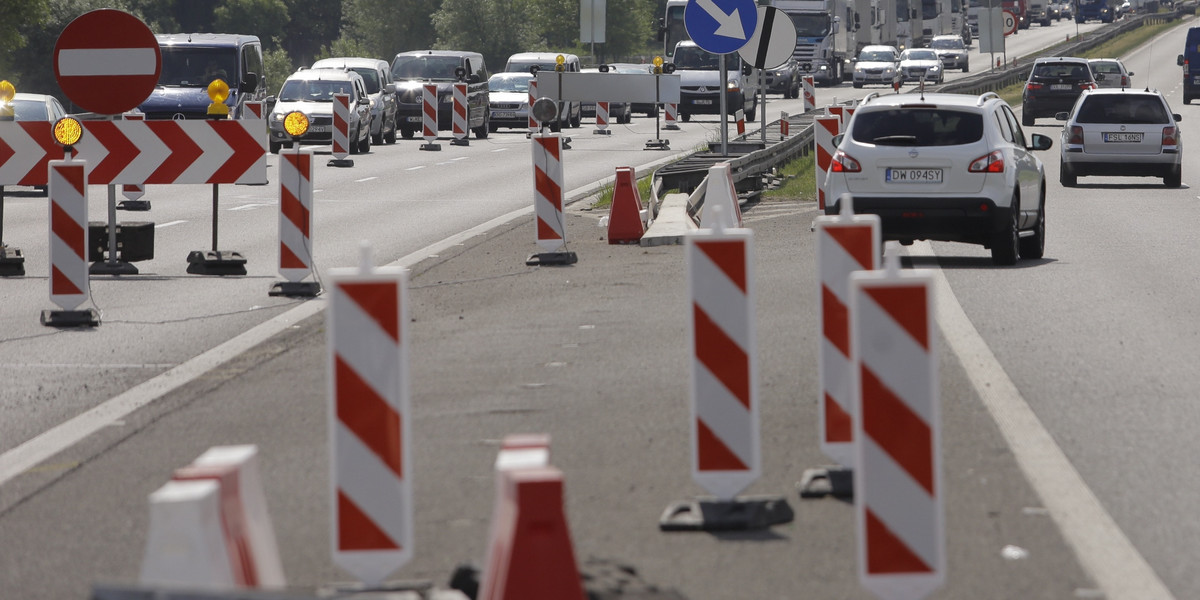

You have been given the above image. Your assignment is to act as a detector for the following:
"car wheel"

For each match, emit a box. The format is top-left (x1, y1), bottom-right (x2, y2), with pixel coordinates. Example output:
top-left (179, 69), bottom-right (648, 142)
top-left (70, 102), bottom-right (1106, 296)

top-left (571, 106), bottom-right (581, 128)
top-left (349, 127), bottom-right (359, 155)
top-left (991, 200), bottom-right (1020, 266)
top-left (401, 127), bottom-right (415, 139)
top-left (1022, 112), bottom-right (1034, 127)
top-left (1185, 95), bottom-right (1192, 105)
top-left (963, 61), bottom-right (969, 73)
top-left (681, 113), bottom-right (691, 122)
top-left (853, 81), bottom-right (863, 89)
top-left (473, 121), bottom-right (489, 139)
top-left (1059, 159), bottom-right (1077, 186)
top-left (372, 124), bottom-right (384, 145)
top-left (385, 117), bottom-right (397, 144)
top-left (1164, 165), bottom-right (1182, 187)
top-left (359, 128), bottom-right (371, 153)
top-left (1019, 191), bottom-right (1046, 260)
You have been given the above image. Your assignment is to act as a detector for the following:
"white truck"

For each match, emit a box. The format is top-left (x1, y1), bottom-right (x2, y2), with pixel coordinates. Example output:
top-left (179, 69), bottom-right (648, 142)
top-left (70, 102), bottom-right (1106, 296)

top-left (866, 0), bottom-right (899, 48)
top-left (774, 0), bottom-right (856, 85)
top-left (1027, 0), bottom-right (1052, 25)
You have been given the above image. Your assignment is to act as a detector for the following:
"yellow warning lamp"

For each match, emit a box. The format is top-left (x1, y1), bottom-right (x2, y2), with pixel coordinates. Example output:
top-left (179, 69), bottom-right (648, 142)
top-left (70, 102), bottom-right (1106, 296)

top-left (53, 116), bottom-right (83, 151)
top-left (653, 56), bottom-right (664, 75)
top-left (0, 80), bottom-right (14, 121)
top-left (555, 54), bottom-right (566, 72)
top-left (206, 78), bottom-right (231, 118)
top-left (283, 111), bottom-right (309, 138)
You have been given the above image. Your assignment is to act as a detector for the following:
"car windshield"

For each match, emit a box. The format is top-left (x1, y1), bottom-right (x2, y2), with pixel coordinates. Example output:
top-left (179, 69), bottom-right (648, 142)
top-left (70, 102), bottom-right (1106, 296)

top-left (159, 46), bottom-right (239, 87)
top-left (859, 51), bottom-right (896, 62)
top-left (488, 75), bottom-right (531, 93)
top-left (788, 13), bottom-right (832, 37)
top-left (1075, 95), bottom-right (1168, 124)
top-left (350, 68), bottom-right (381, 94)
top-left (278, 79), bottom-right (356, 102)
top-left (930, 38), bottom-right (964, 49)
top-left (1090, 61), bottom-right (1122, 76)
top-left (904, 50), bottom-right (939, 61)
top-left (850, 108), bottom-right (984, 146)
top-left (8, 99), bottom-right (49, 121)
top-left (673, 47), bottom-right (721, 70)
top-left (1033, 62), bottom-right (1090, 79)
top-left (392, 55), bottom-right (462, 81)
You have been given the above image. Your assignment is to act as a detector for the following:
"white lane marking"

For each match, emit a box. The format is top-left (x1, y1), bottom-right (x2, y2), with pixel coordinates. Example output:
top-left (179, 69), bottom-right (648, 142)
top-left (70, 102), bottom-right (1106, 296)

top-left (229, 203), bottom-right (272, 211)
top-left (909, 240), bottom-right (1173, 600)
top-left (0, 146), bottom-right (698, 489)
top-left (406, 166), bottom-right (426, 171)
top-left (0, 364), bottom-right (177, 369)
top-left (156, 220), bottom-right (187, 229)
top-left (355, 177), bottom-right (378, 183)
top-left (492, 148), bottom-right (509, 153)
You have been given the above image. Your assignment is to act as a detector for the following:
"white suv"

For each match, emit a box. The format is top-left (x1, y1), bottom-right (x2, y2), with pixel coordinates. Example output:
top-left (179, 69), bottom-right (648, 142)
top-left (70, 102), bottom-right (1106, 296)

top-left (824, 92), bottom-right (1054, 265)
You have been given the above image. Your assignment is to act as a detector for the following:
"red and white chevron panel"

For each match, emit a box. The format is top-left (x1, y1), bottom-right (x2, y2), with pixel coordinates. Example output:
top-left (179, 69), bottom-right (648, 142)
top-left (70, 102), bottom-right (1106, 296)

top-left (452, 83), bottom-right (468, 141)
top-left (48, 160), bottom-right (89, 311)
top-left (531, 133), bottom-right (565, 253)
top-left (332, 93), bottom-right (350, 160)
top-left (851, 261), bottom-right (943, 599)
top-left (828, 105), bottom-right (846, 130)
top-left (735, 109), bottom-right (745, 136)
top-left (814, 115), bottom-right (839, 211)
top-left (0, 119), bottom-right (266, 186)
top-left (327, 264), bottom-right (413, 585)
top-left (422, 84), bottom-right (438, 143)
top-left (278, 148), bottom-right (314, 283)
top-left (241, 101), bottom-right (264, 120)
top-left (815, 204), bottom-right (880, 468)
top-left (122, 112), bottom-right (145, 201)
top-left (595, 101), bottom-right (609, 132)
top-left (665, 102), bottom-right (679, 129)
top-left (802, 75), bottom-right (815, 112)
top-left (686, 228), bottom-right (760, 501)
top-left (780, 111), bottom-right (789, 139)
top-left (528, 79), bottom-right (539, 133)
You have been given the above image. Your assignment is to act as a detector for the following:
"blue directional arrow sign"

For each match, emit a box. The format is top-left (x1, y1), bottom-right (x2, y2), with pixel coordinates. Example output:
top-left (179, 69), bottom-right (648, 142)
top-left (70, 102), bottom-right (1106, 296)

top-left (684, 0), bottom-right (759, 55)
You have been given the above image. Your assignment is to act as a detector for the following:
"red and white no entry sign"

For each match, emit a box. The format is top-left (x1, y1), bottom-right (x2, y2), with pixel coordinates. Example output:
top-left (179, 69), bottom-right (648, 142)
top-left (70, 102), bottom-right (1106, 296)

top-left (53, 9), bottom-right (161, 115)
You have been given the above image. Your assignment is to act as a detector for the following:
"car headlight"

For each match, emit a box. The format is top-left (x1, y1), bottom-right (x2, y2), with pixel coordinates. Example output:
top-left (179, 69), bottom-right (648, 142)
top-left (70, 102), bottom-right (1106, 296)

top-left (929, 64), bottom-right (941, 72)
top-left (884, 67), bottom-right (895, 75)
top-left (270, 112), bottom-right (285, 123)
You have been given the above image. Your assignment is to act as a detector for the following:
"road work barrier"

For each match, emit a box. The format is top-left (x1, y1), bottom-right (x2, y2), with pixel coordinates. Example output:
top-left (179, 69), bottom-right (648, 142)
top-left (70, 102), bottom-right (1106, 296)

top-left (478, 434), bottom-right (556, 600)
top-left (527, 79), bottom-right (539, 135)
top-left (664, 102), bottom-right (680, 130)
top-left (608, 166), bottom-right (645, 244)
top-left (452, 82), bottom-right (470, 146)
top-left (851, 248), bottom-right (943, 599)
top-left (593, 101), bottom-right (611, 135)
top-left (735, 109), bottom-right (746, 136)
top-left (43, 159), bottom-right (98, 327)
top-left (814, 114), bottom-right (839, 211)
top-left (271, 148), bottom-right (319, 297)
top-left (117, 112), bottom-right (149, 211)
top-left (139, 479), bottom-right (241, 589)
top-left (327, 248), bottom-right (413, 585)
top-left (331, 93), bottom-right (352, 166)
top-left (660, 218), bottom-right (792, 530)
top-left (421, 84), bottom-right (441, 151)
top-left (802, 75), bottom-right (815, 111)
top-left (800, 194), bottom-right (880, 498)
top-left (526, 133), bottom-right (576, 266)
top-left (698, 163), bottom-right (742, 230)
top-left (780, 111), bottom-right (790, 139)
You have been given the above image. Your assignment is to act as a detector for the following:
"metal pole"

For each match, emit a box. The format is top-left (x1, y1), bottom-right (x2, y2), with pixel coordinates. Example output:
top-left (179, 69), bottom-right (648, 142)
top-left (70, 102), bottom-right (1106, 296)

top-left (655, 74), bottom-right (662, 140)
top-left (0, 185), bottom-right (5, 248)
top-left (211, 183), bottom-right (219, 252)
top-left (760, 68), bottom-right (767, 145)
top-left (107, 184), bottom-right (118, 266)
top-left (719, 53), bottom-right (728, 156)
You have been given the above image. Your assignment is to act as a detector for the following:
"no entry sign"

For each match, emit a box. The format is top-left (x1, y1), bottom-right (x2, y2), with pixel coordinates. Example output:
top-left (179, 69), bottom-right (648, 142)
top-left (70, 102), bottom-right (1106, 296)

top-left (53, 9), bottom-right (161, 115)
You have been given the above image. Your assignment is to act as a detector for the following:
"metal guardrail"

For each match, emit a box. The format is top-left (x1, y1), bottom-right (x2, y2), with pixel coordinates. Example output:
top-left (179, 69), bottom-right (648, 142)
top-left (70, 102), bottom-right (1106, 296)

top-left (653, 3), bottom-right (1196, 209)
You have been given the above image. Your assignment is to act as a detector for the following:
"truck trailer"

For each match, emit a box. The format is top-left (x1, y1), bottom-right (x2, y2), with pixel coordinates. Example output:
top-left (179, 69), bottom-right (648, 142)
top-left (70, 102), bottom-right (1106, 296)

top-left (775, 0), bottom-right (856, 85)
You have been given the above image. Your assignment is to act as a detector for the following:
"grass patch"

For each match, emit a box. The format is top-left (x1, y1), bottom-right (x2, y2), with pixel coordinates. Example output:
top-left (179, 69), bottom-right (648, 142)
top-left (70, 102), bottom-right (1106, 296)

top-left (592, 174), bottom-right (655, 210)
top-left (764, 150), bottom-right (817, 201)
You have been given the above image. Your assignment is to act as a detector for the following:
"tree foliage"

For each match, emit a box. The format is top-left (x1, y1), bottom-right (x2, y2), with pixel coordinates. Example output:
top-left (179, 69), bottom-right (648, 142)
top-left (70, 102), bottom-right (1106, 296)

top-left (342, 0), bottom-right (439, 61)
top-left (433, 0), bottom-right (537, 72)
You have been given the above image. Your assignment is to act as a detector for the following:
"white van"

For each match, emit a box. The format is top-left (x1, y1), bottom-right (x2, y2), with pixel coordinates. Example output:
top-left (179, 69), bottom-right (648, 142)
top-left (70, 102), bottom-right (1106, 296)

top-left (503, 52), bottom-right (581, 128)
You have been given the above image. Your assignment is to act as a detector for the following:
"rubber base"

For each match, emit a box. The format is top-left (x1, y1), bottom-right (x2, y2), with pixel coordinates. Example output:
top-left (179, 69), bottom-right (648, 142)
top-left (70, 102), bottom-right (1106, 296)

top-left (797, 466), bottom-right (854, 499)
top-left (659, 495), bottom-right (794, 531)
top-left (90, 260), bottom-right (139, 275)
top-left (41, 308), bottom-right (100, 328)
top-left (526, 251), bottom-right (578, 266)
top-left (420, 142), bottom-right (442, 151)
top-left (186, 250), bottom-right (247, 276)
top-left (645, 139), bottom-right (671, 150)
top-left (117, 200), bottom-right (151, 211)
top-left (268, 281), bottom-right (322, 297)
top-left (0, 247), bottom-right (25, 276)
top-left (327, 158), bottom-right (355, 168)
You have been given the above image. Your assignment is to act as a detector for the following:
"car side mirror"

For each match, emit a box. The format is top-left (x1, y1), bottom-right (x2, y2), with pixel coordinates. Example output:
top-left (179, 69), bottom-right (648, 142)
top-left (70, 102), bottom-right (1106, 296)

top-left (1178, 54), bottom-right (1185, 66)
top-left (1095, 72), bottom-right (1105, 81)
top-left (1055, 111), bottom-right (1070, 120)
top-left (1127, 71), bottom-right (1134, 76)
top-left (242, 72), bottom-right (259, 92)
top-left (1029, 133), bottom-right (1053, 151)
top-left (832, 133), bottom-right (844, 147)
top-left (468, 74), bottom-right (483, 84)
top-left (384, 83), bottom-right (396, 94)
top-left (742, 63), bottom-right (752, 76)
top-left (1174, 113), bottom-right (1183, 122)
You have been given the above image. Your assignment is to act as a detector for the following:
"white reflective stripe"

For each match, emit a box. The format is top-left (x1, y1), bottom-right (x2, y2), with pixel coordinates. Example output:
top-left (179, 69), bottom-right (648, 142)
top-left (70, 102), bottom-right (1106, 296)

top-left (690, 247), bottom-right (751, 352)
top-left (855, 290), bottom-right (935, 424)
top-left (861, 434), bottom-right (940, 571)
top-left (336, 421), bottom-right (409, 547)
top-left (58, 48), bottom-right (158, 76)
top-left (693, 364), bottom-right (754, 468)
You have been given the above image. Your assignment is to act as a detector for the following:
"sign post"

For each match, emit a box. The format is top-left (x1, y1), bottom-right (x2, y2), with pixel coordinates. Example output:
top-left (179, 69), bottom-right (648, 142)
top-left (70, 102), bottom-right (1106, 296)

top-left (737, 6), bottom-right (798, 146)
top-left (684, 0), bottom-right (758, 156)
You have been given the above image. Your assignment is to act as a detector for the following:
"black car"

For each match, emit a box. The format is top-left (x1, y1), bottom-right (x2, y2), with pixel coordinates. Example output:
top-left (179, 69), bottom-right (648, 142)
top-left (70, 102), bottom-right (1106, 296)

top-left (1021, 57), bottom-right (1097, 126)
top-left (391, 50), bottom-right (491, 139)
top-left (764, 58), bottom-right (801, 98)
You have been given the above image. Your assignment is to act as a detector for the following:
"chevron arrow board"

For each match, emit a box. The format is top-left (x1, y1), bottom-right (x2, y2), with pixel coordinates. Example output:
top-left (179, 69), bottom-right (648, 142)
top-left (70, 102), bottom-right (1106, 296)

top-left (0, 119), bottom-right (267, 187)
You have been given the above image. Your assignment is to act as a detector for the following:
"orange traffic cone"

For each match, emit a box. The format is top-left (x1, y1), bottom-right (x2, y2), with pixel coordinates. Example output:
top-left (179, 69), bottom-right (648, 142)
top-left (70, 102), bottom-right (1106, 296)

top-left (608, 167), bottom-right (645, 244)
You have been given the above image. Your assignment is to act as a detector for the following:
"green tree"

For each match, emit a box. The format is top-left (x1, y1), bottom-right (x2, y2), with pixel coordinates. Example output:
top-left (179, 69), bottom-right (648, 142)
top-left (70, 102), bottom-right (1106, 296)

top-left (0, 0), bottom-right (49, 81)
top-left (594, 0), bottom-right (655, 62)
top-left (527, 0), bottom-right (577, 49)
top-left (262, 45), bottom-right (295, 94)
top-left (343, 0), bottom-right (439, 60)
top-left (432, 0), bottom-right (537, 71)
top-left (214, 0), bottom-right (289, 49)
top-left (282, 0), bottom-right (343, 65)
top-left (9, 0), bottom-right (113, 104)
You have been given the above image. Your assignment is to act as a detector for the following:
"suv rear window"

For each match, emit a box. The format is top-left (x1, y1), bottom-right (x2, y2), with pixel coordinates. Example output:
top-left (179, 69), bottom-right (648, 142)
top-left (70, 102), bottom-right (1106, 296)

top-left (392, 55), bottom-right (462, 81)
top-left (279, 79), bottom-right (356, 102)
top-left (1031, 62), bottom-right (1091, 80)
top-left (1076, 95), bottom-right (1168, 124)
top-left (850, 108), bottom-right (983, 146)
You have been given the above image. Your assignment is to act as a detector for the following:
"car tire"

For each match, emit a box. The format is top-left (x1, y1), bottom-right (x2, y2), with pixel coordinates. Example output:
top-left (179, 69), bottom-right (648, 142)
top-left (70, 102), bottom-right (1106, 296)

top-left (681, 113), bottom-right (691, 122)
top-left (1022, 112), bottom-right (1034, 127)
top-left (1164, 165), bottom-right (1182, 187)
top-left (360, 129), bottom-right (371, 153)
top-left (401, 127), bottom-right (415, 139)
top-left (473, 120), bottom-right (489, 139)
top-left (1019, 192), bottom-right (1046, 260)
top-left (991, 200), bottom-right (1021, 266)
top-left (1059, 160), bottom-right (1077, 186)
top-left (964, 62), bottom-right (969, 73)
top-left (571, 106), bottom-right (581, 128)
top-left (385, 117), bottom-right (397, 144)
top-left (853, 81), bottom-right (863, 89)
top-left (349, 127), bottom-right (359, 155)
top-left (372, 124), bottom-right (384, 145)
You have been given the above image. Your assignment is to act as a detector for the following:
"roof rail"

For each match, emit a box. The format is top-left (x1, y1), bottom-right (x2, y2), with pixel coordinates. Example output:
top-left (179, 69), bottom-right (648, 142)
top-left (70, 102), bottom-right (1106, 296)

top-left (861, 92), bottom-right (880, 105)
top-left (977, 91), bottom-right (1000, 106)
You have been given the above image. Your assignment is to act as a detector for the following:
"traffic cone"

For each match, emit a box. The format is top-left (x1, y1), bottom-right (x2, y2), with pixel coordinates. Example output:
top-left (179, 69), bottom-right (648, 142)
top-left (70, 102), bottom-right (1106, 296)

top-left (479, 466), bottom-right (586, 600)
top-left (608, 166), bottom-right (645, 244)
top-left (139, 480), bottom-right (240, 589)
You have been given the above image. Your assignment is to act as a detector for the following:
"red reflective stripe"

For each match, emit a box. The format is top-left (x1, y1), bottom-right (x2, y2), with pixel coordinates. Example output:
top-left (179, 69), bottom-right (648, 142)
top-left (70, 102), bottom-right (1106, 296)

top-left (864, 285), bottom-right (929, 350)
top-left (338, 489), bottom-right (400, 550)
top-left (861, 365), bottom-right (934, 495)
top-left (696, 418), bottom-right (749, 471)
top-left (695, 239), bottom-right (747, 292)
top-left (824, 392), bottom-right (852, 442)
top-left (335, 355), bottom-right (403, 479)
top-left (694, 304), bottom-right (750, 409)
top-left (866, 508), bottom-right (933, 574)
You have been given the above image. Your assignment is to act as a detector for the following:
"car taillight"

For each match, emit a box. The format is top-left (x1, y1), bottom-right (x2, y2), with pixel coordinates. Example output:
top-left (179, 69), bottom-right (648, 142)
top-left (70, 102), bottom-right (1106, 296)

top-left (1079, 82), bottom-right (1096, 90)
top-left (1067, 125), bottom-right (1084, 145)
top-left (1163, 126), bottom-right (1178, 147)
top-left (968, 150), bottom-right (1005, 173)
top-left (1026, 82), bottom-right (1043, 91)
top-left (1121, 75), bottom-right (1129, 87)
top-left (830, 150), bottom-right (862, 173)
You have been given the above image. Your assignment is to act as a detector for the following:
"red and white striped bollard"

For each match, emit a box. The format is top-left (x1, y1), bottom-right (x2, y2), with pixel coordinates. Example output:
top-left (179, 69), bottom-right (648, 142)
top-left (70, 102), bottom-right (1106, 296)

top-left (526, 133), bottom-right (576, 265)
top-left (451, 82), bottom-right (469, 146)
top-left (814, 115), bottom-right (840, 211)
top-left (802, 75), bottom-right (816, 112)
top-left (664, 102), bottom-right (680, 130)
top-left (421, 83), bottom-right (441, 150)
top-left (593, 101), bottom-right (610, 135)
top-left (331, 92), bottom-right (351, 163)
top-left (527, 79), bottom-right (539, 135)
top-left (42, 159), bottom-right (98, 326)
top-left (270, 147), bottom-right (319, 297)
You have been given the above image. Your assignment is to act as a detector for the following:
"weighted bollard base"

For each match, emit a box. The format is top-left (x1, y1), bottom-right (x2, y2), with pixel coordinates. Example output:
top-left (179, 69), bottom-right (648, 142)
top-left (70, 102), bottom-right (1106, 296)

top-left (561, 136), bottom-right (573, 150)
top-left (117, 200), bottom-right (151, 211)
top-left (664, 123), bottom-right (681, 131)
top-left (526, 251), bottom-right (578, 266)
top-left (41, 308), bottom-right (100, 328)
top-left (0, 246), bottom-right (25, 276)
top-left (186, 250), bottom-right (247, 276)
top-left (593, 129), bottom-right (611, 135)
top-left (658, 495), bottom-right (794, 531)
top-left (268, 280), bottom-right (321, 297)
top-left (644, 139), bottom-right (670, 150)
top-left (327, 158), bottom-right (354, 168)
top-left (450, 137), bottom-right (470, 146)
top-left (797, 466), bottom-right (854, 499)
top-left (90, 260), bottom-right (139, 275)
top-left (420, 143), bottom-right (442, 151)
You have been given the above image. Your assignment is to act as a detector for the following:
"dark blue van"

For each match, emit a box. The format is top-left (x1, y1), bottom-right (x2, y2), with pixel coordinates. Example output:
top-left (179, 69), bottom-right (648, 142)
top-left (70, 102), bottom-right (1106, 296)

top-left (138, 33), bottom-right (266, 119)
top-left (1179, 27), bottom-right (1200, 104)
